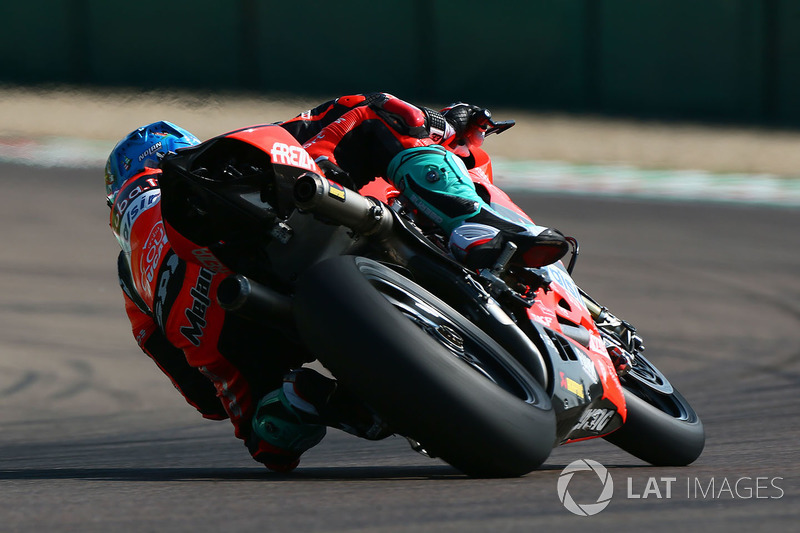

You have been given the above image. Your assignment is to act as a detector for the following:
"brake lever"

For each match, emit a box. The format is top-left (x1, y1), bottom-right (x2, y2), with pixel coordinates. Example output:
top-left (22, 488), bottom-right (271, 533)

top-left (484, 119), bottom-right (515, 136)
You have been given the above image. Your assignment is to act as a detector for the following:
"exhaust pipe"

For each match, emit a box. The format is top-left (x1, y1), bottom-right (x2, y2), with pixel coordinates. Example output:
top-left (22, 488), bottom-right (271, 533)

top-left (216, 274), bottom-right (292, 321)
top-left (294, 173), bottom-right (392, 236)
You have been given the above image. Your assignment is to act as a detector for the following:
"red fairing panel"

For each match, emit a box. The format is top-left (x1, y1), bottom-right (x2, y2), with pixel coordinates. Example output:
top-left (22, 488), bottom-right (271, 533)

top-left (226, 124), bottom-right (322, 174)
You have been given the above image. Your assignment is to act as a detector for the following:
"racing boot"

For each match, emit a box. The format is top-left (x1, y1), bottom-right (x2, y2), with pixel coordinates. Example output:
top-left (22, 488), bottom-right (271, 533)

top-left (251, 369), bottom-right (331, 472)
top-left (387, 145), bottom-right (569, 269)
top-left (252, 369), bottom-right (389, 471)
top-left (448, 215), bottom-right (569, 270)
top-left (281, 368), bottom-right (390, 439)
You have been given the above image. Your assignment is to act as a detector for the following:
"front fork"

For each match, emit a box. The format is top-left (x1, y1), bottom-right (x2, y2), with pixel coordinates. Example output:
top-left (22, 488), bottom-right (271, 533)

top-left (580, 289), bottom-right (643, 376)
top-left (471, 237), bottom-right (643, 380)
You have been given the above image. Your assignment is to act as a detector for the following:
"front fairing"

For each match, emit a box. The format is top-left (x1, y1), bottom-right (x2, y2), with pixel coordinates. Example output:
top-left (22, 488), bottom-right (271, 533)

top-left (465, 146), bottom-right (627, 441)
top-left (525, 262), bottom-right (628, 443)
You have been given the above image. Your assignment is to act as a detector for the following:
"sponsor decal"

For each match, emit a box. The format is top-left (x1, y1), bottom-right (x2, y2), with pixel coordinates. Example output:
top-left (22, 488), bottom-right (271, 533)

top-left (180, 268), bottom-right (215, 346)
top-left (153, 252), bottom-right (180, 330)
top-left (589, 335), bottom-right (607, 357)
top-left (534, 302), bottom-right (557, 327)
top-left (406, 192), bottom-right (444, 225)
top-left (139, 221), bottom-right (168, 299)
top-left (572, 408), bottom-right (615, 433)
top-left (576, 351), bottom-right (599, 382)
top-left (138, 141), bottom-right (163, 162)
top-left (119, 189), bottom-right (160, 246)
top-left (544, 264), bottom-right (584, 308)
top-left (191, 247), bottom-right (231, 274)
top-left (104, 164), bottom-right (115, 186)
top-left (560, 371), bottom-right (585, 399)
top-left (468, 167), bottom-right (489, 182)
top-left (328, 180), bottom-right (346, 202)
top-left (271, 142), bottom-right (316, 171)
top-left (112, 175), bottom-right (160, 250)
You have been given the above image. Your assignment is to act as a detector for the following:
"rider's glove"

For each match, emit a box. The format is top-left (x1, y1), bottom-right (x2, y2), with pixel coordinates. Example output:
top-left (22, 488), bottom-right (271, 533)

top-left (442, 103), bottom-right (492, 138)
top-left (442, 103), bottom-right (493, 156)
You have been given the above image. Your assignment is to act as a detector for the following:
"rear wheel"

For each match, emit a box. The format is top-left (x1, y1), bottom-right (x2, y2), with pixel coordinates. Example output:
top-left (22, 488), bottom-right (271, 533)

top-left (293, 256), bottom-right (556, 477)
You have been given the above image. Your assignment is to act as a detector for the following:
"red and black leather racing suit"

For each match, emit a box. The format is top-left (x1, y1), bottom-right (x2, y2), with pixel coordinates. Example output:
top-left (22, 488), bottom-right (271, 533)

top-left (279, 92), bottom-right (452, 188)
top-left (278, 93), bottom-right (542, 252)
top-left (113, 94), bottom-right (460, 467)
top-left (112, 168), bottom-right (311, 467)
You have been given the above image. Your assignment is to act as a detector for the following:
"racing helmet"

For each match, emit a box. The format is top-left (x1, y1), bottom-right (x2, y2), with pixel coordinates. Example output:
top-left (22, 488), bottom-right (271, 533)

top-left (104, 120), bottom-right (200, 207)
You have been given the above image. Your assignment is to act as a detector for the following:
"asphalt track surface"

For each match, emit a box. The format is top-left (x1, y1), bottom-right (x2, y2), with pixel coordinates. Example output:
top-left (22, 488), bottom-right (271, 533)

top-left (1, 162), bottom-right (798, 532)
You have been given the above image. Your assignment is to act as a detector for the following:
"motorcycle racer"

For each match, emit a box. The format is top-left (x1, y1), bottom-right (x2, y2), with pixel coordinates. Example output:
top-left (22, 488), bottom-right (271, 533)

top-left (106, 121), bottom-right (337, 472)
top-left (106, 95), bottom-right (570, 473)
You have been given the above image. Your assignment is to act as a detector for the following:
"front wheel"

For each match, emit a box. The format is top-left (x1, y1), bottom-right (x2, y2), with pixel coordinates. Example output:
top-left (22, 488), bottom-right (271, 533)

top-left (293, 256), bottom-right (556, 477)
top-left (604, 356), bottom-right (705, 466)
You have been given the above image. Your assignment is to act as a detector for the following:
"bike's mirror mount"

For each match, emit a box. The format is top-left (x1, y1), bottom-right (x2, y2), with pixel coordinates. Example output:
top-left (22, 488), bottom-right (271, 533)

top-left (565, 236), bottom-right (580, 274)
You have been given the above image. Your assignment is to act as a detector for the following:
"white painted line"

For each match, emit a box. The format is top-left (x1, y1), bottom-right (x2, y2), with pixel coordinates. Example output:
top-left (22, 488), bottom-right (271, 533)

top-left (493, 159), bottom-right (800, 208)
top-left (2, 137), bottom-right (799, 207)
top-left (0, 137), bottom-right (112, 168)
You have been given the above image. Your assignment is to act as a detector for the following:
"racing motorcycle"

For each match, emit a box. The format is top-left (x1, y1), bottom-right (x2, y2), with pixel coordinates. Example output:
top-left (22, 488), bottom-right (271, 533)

top-left (157, 121), bottom-right (705, 478)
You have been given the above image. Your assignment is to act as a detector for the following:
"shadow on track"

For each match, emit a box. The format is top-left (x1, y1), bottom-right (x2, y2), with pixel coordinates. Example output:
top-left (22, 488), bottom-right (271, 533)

top-left (0, 465), bottom-right (462, 482)
top-left (0, 462), bottom-right (652, 483)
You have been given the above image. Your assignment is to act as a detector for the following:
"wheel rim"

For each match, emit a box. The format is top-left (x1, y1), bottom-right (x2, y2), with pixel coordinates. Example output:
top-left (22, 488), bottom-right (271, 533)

top-left (622, 356), bottom-right (697, 423)
top-left (627, 352), bottom-right (674, 394)
top-left (363, 273), bottom-right (540, 405)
